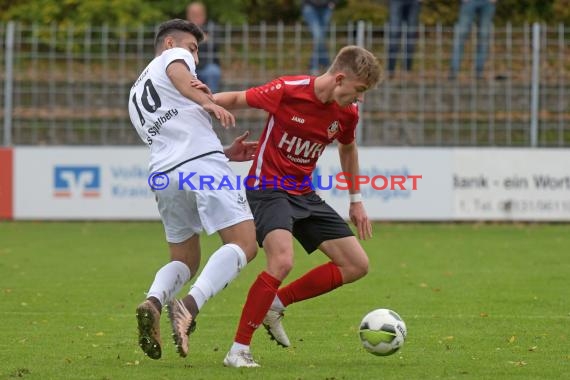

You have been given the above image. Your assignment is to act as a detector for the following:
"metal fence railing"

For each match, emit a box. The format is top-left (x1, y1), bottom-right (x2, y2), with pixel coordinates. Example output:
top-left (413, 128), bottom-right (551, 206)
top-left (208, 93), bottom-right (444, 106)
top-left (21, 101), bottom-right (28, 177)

top-left (1, 21), bottom-right (568, 147)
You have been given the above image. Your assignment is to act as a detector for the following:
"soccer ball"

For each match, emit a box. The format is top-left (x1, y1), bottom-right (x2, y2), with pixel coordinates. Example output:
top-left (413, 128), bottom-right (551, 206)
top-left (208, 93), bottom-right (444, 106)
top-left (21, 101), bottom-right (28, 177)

top-left (358, 308), bottom-right (407, 356)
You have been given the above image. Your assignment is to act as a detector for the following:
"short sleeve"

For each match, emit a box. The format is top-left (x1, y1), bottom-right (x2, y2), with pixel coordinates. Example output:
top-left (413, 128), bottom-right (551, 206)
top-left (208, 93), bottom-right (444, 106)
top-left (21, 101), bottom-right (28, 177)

top-left (245, 78), bottom-right (286, 114)
top-left (161, 48), bottom-right (197, 77)
top-left (337, 104), bottom-right (359, 145)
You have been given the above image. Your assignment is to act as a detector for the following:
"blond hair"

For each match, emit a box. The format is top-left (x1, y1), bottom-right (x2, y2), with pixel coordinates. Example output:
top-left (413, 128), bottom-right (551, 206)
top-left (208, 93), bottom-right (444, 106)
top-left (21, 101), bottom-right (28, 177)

top-left (328, 45), bottom-right (383, 87)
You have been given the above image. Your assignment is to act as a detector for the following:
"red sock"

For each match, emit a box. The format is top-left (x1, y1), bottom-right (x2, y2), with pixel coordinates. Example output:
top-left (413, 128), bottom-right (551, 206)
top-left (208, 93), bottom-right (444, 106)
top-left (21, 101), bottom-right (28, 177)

top-left (234, 271), bottom-right (281, 345)
top-left (277, 262), bottom-right (344, 307)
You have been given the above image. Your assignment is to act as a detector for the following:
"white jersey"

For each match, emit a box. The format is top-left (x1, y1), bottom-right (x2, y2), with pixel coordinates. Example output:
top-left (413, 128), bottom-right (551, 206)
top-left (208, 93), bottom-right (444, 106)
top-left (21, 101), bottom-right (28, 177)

top-left (128, 47), bottom-right (224, 173)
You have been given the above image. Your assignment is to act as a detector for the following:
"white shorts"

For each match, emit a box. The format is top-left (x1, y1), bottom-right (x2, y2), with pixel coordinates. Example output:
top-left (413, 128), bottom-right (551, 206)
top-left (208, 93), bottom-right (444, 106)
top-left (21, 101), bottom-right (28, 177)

top-left (155, 154), bottom-right (253, 243)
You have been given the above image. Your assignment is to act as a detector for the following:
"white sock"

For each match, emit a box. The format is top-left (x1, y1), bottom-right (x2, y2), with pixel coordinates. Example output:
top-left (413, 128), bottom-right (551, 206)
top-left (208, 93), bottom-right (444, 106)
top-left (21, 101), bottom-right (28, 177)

top-left (271, 295), bottom-right (285, 312)
top-left (230, 342), bottom-right (250, 353)
top-left (146, 260), bottom-right (191, 306)
top-left (189, 243), bottom-right (247, 310)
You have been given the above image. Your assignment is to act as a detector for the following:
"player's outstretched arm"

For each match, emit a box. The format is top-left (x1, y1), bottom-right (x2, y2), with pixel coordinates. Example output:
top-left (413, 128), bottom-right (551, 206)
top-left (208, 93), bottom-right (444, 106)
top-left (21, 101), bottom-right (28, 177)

top-left (166, 61), bottom-right (235, 128)
top-left (189, 79), bottom-right (214, 101)
top-left (214, 91), bottom-right (249, 110)
top-left (338, 142), bottom-right (373, 240)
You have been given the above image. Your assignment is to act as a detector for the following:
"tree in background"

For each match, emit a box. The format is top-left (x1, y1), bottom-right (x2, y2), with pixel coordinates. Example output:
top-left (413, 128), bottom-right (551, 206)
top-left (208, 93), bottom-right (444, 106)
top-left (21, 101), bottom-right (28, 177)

top-left (334, 0), bottom-right (387, 24)
top-left (1, 0), bottom-right (568, 25)
top-left (1, 0), bottom-right (163, 27)
top-left (551, 0), bottom-right (570, 23)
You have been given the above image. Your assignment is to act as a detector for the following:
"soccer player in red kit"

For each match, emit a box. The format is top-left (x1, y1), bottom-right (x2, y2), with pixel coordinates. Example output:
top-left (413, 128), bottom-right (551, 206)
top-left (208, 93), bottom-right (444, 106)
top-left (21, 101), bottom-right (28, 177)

top-left (214, 45), bottom-right (383, 367)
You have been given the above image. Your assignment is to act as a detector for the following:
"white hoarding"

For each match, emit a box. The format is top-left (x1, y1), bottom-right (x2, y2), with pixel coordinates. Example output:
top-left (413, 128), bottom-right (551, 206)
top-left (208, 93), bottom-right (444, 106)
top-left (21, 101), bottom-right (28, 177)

top-left (15, 147), bottom-right (159, 219)
top-left (453, 149), bottom-right (570, 221)
top-left (13, 147), bottom-right (453, 221)
top-left (314, 147), bottom-right (453, 220)
top-left (14, 147), bottom-right (569, 221)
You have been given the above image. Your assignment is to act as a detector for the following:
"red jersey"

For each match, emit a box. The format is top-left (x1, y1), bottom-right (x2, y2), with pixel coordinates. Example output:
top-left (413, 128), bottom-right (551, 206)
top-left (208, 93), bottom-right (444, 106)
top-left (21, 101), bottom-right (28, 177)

top-left (245, 75), bottom-right (358, 195)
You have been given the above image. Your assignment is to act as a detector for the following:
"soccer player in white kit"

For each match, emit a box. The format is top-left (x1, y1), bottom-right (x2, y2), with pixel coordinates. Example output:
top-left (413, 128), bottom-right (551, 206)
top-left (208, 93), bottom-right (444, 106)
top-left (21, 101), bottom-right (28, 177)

top-left (128, 19), bottom-right (257, 360)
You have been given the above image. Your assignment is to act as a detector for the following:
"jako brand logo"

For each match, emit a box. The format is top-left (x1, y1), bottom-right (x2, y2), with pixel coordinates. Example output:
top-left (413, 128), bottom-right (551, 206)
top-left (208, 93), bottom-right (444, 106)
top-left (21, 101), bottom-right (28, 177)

top-left (291, 115), bottom-right (305, 124)
top-left (54, 166), bottom-right (101, 198)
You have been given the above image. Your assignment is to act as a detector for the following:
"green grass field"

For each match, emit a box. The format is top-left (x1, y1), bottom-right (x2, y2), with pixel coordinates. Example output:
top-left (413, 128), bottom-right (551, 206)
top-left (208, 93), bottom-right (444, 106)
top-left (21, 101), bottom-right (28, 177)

top-left (1, 222), bottom-right (568, 379)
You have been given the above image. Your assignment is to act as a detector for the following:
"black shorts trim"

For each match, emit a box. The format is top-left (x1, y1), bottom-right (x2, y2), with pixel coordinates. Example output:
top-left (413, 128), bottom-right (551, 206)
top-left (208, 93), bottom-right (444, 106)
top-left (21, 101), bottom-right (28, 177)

top-left (162, 150), bottom-right (224, 174)
top-left (246, 189), bottom-right (354, 253)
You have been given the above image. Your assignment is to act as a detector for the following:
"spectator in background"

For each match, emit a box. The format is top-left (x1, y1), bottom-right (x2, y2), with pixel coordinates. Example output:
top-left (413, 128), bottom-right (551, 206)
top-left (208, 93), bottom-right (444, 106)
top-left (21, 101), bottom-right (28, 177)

top-left (450, 0), bottom-right (497, 80)
top-left (387, 0), bottom-right (421, 78)
top-left (302, 0), bottom-right (339, 75)
top-left (186, 1), bottom-right (222, 92)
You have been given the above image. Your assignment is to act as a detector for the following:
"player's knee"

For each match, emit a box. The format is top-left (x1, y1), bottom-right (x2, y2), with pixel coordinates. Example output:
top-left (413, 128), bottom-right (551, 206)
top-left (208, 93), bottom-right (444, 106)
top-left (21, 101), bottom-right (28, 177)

top-left (277, 257), bottom-right (294, 277)
top-left (227, 235), bottom-right (257, 263)
top-left (268, 255), bottom-right (294, 280)
top-left (241, 240), bottom-right (258, 262)
top-left (355, 257), bottom-right (369, 279)
top-left (346, 255), bottom-right (369, 282)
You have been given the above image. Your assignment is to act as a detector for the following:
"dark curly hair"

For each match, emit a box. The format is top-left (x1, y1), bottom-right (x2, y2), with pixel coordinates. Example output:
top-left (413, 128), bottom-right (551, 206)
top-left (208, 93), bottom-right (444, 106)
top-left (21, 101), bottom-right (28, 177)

top-left (154, 19), bottom-right (204, 50)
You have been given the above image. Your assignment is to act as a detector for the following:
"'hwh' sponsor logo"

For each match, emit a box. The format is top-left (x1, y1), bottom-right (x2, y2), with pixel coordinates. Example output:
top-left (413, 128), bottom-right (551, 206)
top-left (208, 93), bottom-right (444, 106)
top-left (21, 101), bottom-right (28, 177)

top-left (278, 132), bottom-right (324, 159)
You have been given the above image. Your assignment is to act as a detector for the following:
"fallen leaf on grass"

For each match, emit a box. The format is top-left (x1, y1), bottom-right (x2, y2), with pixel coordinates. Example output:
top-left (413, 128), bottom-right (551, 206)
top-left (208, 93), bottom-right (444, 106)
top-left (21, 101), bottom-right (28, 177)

top-left (480, 312), bottom-right (488, 318)
top-left (509, 360), bottom-right (527, 367)
top-left (528, 346), bottom-right (538, 352)
top-left (10, 368), bottom-right (30, 377)
top-left (508, 336), bottom-right (516, 344)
